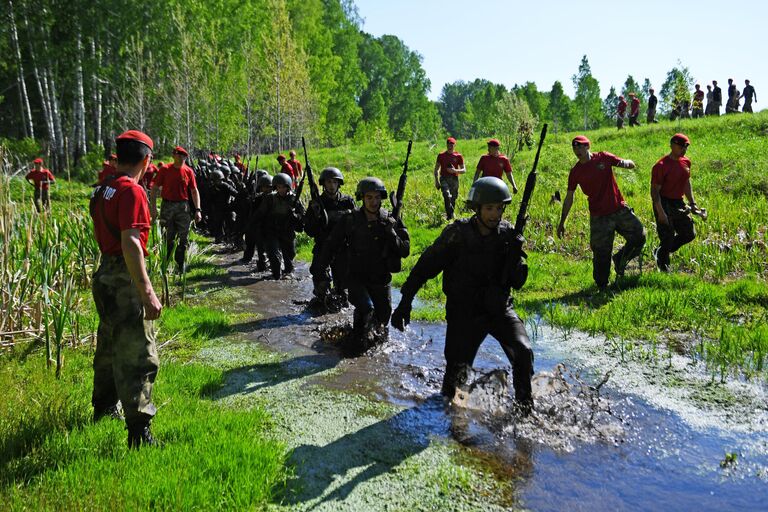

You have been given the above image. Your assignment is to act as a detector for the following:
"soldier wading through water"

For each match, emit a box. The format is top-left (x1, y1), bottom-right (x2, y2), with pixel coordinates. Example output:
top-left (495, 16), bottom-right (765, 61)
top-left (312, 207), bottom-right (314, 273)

top-left (316, 177), bottom-right (410, 352)
top-left (391, 177), bottom-right (534, 413)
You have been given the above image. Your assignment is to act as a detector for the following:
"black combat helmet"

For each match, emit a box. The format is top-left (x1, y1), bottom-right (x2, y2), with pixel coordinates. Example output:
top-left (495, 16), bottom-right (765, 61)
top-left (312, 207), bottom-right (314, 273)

top-left (319, 167), bottom-right (344, 185)
top-left (257, 174), bottom-right (273, 189)
top-left (466, 177), bottom-right (512, 210)
top-left (355, 177), bottom-right (387, 201)
top-left (272, 172), bottom-right (293, 188)
top-left (210, 169), bottom-right (224, 182)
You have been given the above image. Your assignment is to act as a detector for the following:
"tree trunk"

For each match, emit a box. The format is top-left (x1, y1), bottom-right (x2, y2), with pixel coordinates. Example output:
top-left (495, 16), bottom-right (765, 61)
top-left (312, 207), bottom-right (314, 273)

top-left (90, 38), bottom-right (102, 146)
top-left (8, 0), bottom-right (34, 139)
top-left (22, 7), bottom-right (55, 156)
top-left (74, 31), bottom-right (88, 162)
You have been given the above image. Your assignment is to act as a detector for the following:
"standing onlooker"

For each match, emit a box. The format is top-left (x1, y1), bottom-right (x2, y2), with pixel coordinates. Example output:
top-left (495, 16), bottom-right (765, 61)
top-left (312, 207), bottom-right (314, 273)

top-left (647, 88), bottom-right (658, 123)
top-left (150, 146), bottom-right (202, 273)
top-left (433, 137), bottom-right (466, 220)
top-left (25, 157), bottom-right (55, 212)
top-left (711, 80), bottom-right (723, 115)
top-left (617, 95), bottom-right (627, 129)
top-left (691, 84), bottom-right (705, 118)
top-left (557, 135), bottom-right (646, 289)
top-left (89, 130), bottom-right (162, 449)
top-left (629, 93), bottom-right (641, 126)
top-left (473, 139), bottom-right (518, 193)
top-left (651, 133), bottom-right (701, 272)
top-left (741, 80), bottom-right (757, 112)
top-left (726, 78), bottom-right (737, 114)
top-left (705, 85), bottom-right (714, 115)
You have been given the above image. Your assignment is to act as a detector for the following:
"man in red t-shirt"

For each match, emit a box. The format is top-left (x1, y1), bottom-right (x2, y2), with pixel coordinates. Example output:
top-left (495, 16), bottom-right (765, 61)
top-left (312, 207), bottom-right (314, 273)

top-left (629, 93), bottom-right (641, 127)
top-left (89, 129), bottom-right (161, 449)
top-left (25, 158), bottom-right (55, 212)
top-left (150, 145), bottom-right (202, 272)
top-left (234, 154), bottom-right (246, 175)
top-left (140, 162), bottom-right (158, 193)
top-left (98, 154), bottom-right (118, 184)
top-left (473, 139), bottom-right (518, 193)
top-left (557, 135), bottom-right (646, 288)
top-left (691, 85), bottom-right (705, 118)
top-left (617, 96), bottom-right (627, 129)
top-left (277, 154), bottom-right (297, 188)
top-left (433, 137), bottom-right (466, 220)
top-left (651, 133), bottom-right (700, 272)
top-left (288, 150), bottom-right (303, 182)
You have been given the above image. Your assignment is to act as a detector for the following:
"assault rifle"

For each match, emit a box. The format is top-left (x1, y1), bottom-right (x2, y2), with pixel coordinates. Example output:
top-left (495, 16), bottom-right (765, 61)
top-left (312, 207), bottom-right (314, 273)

top-left (390, 139), bottom-right (412, 222)
top-left (512, 123), bottom-right (547, 239)
top-left (302, 136), bottom-right (327, 226)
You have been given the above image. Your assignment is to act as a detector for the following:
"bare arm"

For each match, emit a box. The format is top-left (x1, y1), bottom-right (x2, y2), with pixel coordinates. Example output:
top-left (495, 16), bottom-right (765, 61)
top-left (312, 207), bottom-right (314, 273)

top-left (121, 229), bottom-right (162, 320)
top-left (506, 172), bottom-right (518, 194)
top-left (650, 183), bottom-right (669, 225)
top-left (433, 160), bottom-right (441, 189)
top-left (556, 190), bottom-right (575, 238)
top-left (191, 187), bottom-right (202, 223)
top-left (684, 180), bottom-right (696, 207)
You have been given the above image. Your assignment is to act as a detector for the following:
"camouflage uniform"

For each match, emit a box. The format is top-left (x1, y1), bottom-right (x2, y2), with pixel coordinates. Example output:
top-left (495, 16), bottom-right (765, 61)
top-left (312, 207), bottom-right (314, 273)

top-left (33, 188), bottom-right (50, 212)
top-left (589, 206), bottom-right (646, 287)
top-left (306, 191), bottom-right (356, 296)
top-left (439, 175), bottom-right (459, 220)
top-left (91, 255), bottom-right (159, 428)
top-left (159, 200), bottom-right (192, 269)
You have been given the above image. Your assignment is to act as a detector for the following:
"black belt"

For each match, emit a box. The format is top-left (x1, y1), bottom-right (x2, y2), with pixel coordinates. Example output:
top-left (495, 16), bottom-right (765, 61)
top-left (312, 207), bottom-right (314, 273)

top-left (162, 199), bottom-right (187, 203)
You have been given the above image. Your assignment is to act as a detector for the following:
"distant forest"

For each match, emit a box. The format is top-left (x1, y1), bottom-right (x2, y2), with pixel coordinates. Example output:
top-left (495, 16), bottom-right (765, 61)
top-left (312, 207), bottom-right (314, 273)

top-left (2, 0), bottom-right (697, 171)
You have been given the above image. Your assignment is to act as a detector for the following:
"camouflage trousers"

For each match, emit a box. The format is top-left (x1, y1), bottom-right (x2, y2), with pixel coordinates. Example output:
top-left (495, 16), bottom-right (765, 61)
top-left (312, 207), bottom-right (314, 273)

top-left (91, 255), bottom-right (159, 425)
top-left (33, 188), bottom-right (50, 212)
top-left (439, 175), bottom-right (459, 220)
top-left (654, 197), bottom-right (695, 269)
top-left (589, 206), bottom-right (646, 287)
top-left (160, 200), bottom-right (191, 269)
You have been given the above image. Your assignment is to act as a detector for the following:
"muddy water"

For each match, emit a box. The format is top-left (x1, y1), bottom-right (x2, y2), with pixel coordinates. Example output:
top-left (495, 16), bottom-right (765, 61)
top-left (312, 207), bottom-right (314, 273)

top-left (224, 260), bottom-right (768, 511)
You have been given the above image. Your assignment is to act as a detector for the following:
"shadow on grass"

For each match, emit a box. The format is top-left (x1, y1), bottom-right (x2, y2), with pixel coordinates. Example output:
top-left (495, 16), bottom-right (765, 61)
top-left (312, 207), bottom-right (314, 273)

top-left (216, 354), bottom-right (339, 399)
top-left (283, 397), bottom-right (449, 507)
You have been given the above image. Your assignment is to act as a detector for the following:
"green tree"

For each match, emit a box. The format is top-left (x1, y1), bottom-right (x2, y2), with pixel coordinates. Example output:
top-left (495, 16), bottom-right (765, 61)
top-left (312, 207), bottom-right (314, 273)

top-left (546, 81), bottom-right (573, 133)
top-left (572, 55), bottom-right (602, 130)
top-left (602, 86), bottom-right (618, 123)
top-left (660, 63), bottom-right (695, 116)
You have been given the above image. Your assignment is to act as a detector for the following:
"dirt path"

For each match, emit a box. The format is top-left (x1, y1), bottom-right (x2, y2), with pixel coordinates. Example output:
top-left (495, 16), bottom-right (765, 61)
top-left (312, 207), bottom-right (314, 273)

top-left (196, 256), bottom-right (517, 511)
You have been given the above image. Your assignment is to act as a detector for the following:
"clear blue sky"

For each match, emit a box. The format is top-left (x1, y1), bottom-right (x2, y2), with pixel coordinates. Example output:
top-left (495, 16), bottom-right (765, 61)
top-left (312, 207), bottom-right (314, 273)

top-left (354, 0), bottom-right (767, 101)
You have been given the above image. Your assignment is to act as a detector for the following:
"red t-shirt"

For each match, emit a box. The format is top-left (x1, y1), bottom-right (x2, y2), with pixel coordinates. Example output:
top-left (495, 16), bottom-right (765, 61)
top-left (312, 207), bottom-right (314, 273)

top-left (567, 152), bottom-right (627, 216)
top-left (618, 100), bottom-right (627, 115)
top-left (26, 168), bottom-right (55, 190)
top-left (476, 154), bottom-right (512, 179)
top-left (235, 162), bottom-right (245, 174)
top-left (280, 161), bottom-right (297, 188)
top-left (436, 151), bottom-right (465, 177)
top-left (630, 98), bottom-right (640, 115)
top-left (98, 163), bottom-right (117, 183)
top-left (91, 175), bottom-right (150, 256)
top-left (288, 159), bottom-right (302, 176)
top-left (154, 163), bottom-right (197, 201)
top-left (651, 155), bottom-right (691, 200)
top-left (140, 164), bottom-right (158, 190)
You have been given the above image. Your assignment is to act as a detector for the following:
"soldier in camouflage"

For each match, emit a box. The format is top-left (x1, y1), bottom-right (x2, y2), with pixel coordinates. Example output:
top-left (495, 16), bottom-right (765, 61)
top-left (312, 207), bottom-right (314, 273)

top-left (89, 130), bottom-right (162, 448)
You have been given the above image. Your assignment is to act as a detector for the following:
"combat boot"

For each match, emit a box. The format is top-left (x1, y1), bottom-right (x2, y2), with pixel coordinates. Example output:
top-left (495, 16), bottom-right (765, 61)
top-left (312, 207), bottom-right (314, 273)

top-left (127, 421), bottom-right (158, 449)
top-left (93, 403), bottom-right (124, 423)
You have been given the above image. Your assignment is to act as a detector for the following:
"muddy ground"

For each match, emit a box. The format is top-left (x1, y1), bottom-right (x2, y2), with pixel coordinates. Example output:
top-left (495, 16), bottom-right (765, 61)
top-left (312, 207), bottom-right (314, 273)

top-left (193, 254), bottom-right (768, 511)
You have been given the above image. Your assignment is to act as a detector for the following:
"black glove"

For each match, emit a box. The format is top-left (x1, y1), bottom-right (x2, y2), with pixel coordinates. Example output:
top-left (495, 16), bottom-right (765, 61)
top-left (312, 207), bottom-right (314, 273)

top-left (391, 301), bottom-right (412, 331)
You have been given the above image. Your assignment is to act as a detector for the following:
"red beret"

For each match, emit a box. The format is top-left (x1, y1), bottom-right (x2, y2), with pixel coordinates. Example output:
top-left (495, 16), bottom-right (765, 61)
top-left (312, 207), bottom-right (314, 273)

top-left (447, 137), bottom-right (456, 144)
top-left (116, 130), bottom-right (154, 150)
top-left (109, 154), bottom-right (117, 160)
top-left (572, 135), bottom-right (591, 146)
top-left (173, 146), bottom-right (189, 156)
top-left (487, 139), bottom-right (501, 147)
top-left (33, 157), bottom-right (44, 164)
top-left (277, 154), bottom-right (287, 161)
top-left (671, 133), bottom-right (690, 145)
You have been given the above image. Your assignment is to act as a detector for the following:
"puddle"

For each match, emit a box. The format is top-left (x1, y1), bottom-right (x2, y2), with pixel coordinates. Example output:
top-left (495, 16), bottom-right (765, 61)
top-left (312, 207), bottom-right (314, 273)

top-left (218, 258), bottom-right (768, 510)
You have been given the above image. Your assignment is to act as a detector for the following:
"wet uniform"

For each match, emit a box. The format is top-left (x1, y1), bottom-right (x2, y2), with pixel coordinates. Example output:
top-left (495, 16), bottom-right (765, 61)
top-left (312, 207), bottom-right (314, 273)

top-left (154, 162), bottom-right (198, 269)
top-left (398, 217), bottom-right (533, 402)
top-left (208, 179), bottom-right (238, 243)
top-left (306, 191), bottom-right (356, 295)
top-left (89, 173), bottom-right (159, 431)
top-left (318, 208), bottom-right (409, 342)
top-left (254, 192), bottom-right (304, 278)
top-left (436, 150), bottom-right (464, 219)
top-left (651, 155), bottom-right (695, 269)
top-left (567, 152), bottom-right (646, 287)
top-left (242, 189), bottom-right (270, 269)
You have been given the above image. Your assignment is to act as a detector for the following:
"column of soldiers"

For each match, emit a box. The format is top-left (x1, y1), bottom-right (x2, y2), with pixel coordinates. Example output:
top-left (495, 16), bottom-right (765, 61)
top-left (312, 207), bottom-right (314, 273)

top-left (87, 128), bottom-right (704, 449)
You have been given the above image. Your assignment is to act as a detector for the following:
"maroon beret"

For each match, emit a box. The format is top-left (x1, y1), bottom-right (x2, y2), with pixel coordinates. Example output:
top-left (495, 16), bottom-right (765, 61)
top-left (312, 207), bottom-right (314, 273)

top-left (671, 133), bottom-right (690, 145)
top-left (447, 137), bottom-right (456, 144)
top-left (173, 146), bottom-right (189, 156)
top-left (571, 135), bottom-right (591, 146)
top-left (277, 154), bottom-right (287, 161)
top-left (487, 138), bottom-right (501, 147)
top-left (33, 157), bottom-right (44, 164)
top-left (116, 130), bottom-right (154, 150)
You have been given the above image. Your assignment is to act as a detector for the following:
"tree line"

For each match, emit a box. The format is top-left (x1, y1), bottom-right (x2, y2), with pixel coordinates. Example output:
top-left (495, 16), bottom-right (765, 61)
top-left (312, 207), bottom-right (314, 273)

top-left (1, 0), bottom-right (702, 173)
